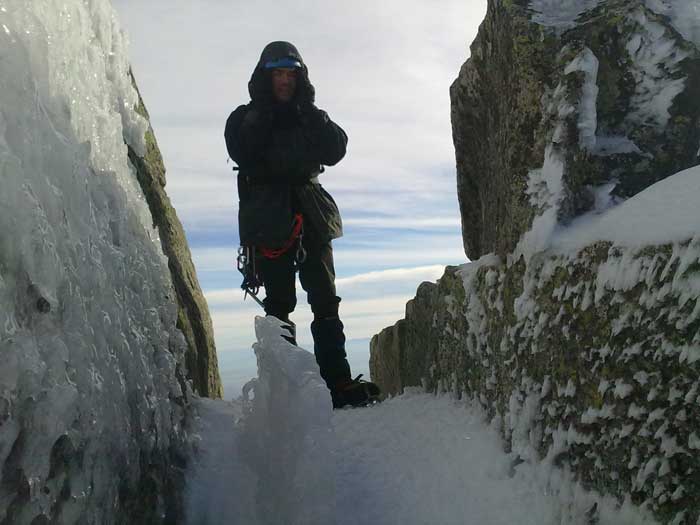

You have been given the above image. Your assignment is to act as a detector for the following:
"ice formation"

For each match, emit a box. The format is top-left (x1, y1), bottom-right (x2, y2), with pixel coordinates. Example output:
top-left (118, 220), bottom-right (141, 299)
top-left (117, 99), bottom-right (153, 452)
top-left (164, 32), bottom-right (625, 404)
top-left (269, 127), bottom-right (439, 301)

top-left (186, 316), bottom-right (657, 524)
top-left (625, 8), bottom-right (688, 129)
top-left (0, 1), bottom-right (190, 522)
top-left (238, 317), bottom-right (336, 525)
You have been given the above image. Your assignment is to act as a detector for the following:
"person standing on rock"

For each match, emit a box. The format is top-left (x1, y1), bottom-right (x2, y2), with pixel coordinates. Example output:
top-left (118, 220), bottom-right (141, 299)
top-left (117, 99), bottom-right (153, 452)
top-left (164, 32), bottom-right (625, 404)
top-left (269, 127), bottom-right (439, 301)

top-left (224, 41), bottom-right (380, 408)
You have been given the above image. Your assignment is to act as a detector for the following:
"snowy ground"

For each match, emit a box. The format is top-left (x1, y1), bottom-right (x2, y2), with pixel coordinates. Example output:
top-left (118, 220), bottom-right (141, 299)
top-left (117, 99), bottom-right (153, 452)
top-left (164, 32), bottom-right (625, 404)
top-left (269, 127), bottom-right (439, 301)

top-left (185, 317), bottom-right (657, 525)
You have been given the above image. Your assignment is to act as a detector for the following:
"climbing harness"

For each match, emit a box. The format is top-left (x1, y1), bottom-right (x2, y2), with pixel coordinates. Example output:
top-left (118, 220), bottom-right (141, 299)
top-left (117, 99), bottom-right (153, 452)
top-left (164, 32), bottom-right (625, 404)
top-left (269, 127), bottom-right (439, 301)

top-left (232, 161), bottom-right (310, 307)
top-left (237, 214), bottom-right (308, 309)
top-left (258, 213), bottom-right (307, 263)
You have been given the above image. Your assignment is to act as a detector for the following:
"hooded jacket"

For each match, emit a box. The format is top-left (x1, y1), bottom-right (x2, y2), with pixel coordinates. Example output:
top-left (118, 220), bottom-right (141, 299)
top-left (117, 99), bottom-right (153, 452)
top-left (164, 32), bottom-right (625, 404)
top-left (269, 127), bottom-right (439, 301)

top-left (225, 41), bottom-right (346, 248)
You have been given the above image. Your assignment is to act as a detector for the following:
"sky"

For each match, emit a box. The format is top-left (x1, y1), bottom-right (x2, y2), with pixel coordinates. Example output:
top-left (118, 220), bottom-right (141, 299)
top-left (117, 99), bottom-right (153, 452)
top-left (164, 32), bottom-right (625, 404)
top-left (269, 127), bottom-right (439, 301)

top-left (112, 0), bottom-right (488, 398)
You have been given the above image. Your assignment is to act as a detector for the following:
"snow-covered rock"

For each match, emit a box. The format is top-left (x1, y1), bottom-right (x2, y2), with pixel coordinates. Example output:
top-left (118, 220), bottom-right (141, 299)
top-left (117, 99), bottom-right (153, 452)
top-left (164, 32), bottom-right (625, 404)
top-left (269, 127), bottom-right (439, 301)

top-left (0, 0), bottom-right (219, 522)
top-left (451, 0), bottom-right (700, 260)
top-left (372, 167), bottom-right (700, 522)
top-left (374, 1), bottom-right (700, 522)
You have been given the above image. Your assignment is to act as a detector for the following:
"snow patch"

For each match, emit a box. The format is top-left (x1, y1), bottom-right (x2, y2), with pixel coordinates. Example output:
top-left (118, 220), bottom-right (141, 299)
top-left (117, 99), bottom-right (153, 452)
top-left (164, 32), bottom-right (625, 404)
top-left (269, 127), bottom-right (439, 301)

top-left (645, 0), bottom-right (700, 48)
top-left (625, 8), bottom-right (688, 129)
top-left (593, 135), bottom-right (643, 157)
top-left (550, 165), bottom-right (700, 251)
top-left (529, 0), bottom-right (601, 30)
top-left (186, 316), bottom-right (658, 524)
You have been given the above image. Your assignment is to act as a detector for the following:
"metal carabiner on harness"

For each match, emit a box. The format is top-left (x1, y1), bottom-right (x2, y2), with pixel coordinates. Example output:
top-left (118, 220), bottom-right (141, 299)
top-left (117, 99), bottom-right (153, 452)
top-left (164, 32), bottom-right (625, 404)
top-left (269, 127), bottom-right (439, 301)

top-left (295, 228), bottom-right (307, 266)
top-left (237, 245), bottom-right (265, 309)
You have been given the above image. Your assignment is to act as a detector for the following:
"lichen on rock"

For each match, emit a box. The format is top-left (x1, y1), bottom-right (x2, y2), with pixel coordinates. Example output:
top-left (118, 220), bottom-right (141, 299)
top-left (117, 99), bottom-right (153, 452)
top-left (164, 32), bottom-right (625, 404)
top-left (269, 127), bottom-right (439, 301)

top-left (372, 232), bottom-right (700, 522)
top-left (451, 0), bottom-right (700, 260)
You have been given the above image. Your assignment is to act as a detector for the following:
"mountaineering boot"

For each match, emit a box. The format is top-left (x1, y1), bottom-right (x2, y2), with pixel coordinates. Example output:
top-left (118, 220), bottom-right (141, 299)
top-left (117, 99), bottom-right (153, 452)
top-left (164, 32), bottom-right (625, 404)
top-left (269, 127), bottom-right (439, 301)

top-left (310, 315), bottom-right (351, 389)
top-left (310, 316), bottom-right (382, 408)
top-left (331, 374), bottom-right (381, 409)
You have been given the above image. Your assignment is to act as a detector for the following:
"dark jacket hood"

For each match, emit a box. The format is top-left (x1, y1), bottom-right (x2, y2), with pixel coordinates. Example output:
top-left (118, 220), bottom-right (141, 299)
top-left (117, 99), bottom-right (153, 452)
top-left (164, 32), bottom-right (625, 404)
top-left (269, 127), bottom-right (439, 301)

top-left (248, 41), bottom-right (316, 107)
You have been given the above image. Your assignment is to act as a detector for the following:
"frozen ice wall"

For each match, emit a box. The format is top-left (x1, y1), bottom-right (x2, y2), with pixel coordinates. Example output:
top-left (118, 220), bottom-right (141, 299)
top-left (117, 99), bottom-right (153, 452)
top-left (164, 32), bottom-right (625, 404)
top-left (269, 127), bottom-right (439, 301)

top-left (0, 1), bottom-right (192, 523)
top-left (185, 317), bottom-right (335, 525)
top-left (237, 317), bottom-right (336, 525)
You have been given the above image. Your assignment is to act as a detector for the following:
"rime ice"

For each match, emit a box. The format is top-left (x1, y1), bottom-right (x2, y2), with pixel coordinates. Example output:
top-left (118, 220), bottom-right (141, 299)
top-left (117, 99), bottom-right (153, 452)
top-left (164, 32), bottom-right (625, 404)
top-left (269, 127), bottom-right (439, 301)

top-left (0, 1), bottom-right (189, 522)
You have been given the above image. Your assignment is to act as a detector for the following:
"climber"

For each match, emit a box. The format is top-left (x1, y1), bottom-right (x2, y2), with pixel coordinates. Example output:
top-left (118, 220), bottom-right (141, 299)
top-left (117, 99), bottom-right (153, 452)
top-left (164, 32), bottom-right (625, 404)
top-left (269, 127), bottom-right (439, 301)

top-left (224, 41), bottom-right (380, 409)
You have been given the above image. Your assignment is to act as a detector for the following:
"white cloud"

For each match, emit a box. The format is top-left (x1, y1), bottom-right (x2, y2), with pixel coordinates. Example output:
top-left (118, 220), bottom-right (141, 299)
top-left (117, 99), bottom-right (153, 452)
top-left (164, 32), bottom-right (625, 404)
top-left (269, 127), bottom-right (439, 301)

top-left (113, 0), bottom-right (487, 236)
top-left (191, 240), bottom-right (465, 275)
top-left (342, 216), bottom-right (460, 229)
top-left (205, 265), bottom-right (448, 307)
top-left (210, 292), bottom-right (414, 353)
top-left (204, 264), bottom-right (453, 359)
top-left (336, 264), bottom-right (446, 287)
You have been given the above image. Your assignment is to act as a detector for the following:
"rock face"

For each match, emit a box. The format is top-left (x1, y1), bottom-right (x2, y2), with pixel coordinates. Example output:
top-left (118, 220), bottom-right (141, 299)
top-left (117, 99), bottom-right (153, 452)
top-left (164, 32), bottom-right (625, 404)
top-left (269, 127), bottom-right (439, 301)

top-left (372, 226), bottom-right (700, 522)
top-left (0, 1), bottom-right (218, 522)
top-left (372, 1), bottom-right (700, 522)
top-left (451, 0), bottom-right (700, 260)
top-left (128, 78), bottom-right (223, 400)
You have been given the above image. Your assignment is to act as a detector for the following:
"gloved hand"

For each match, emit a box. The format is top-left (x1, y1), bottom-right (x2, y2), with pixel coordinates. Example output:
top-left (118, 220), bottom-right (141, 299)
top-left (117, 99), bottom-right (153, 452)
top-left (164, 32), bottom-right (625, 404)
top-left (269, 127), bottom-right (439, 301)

top-left (238, 104), bottom-right (273, 157)
top-left (241, 104), bottom-right (273, 131)
top-left (297, 102), bottom-right (329, 130)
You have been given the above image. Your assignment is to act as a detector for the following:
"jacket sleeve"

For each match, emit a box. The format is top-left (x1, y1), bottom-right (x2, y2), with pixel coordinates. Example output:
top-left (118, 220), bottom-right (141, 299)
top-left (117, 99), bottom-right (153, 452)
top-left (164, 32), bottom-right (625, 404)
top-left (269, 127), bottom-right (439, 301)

top-left (300, 107), bottom-right (348, 166)
top-left (224, 104), bottom-right (272, 167)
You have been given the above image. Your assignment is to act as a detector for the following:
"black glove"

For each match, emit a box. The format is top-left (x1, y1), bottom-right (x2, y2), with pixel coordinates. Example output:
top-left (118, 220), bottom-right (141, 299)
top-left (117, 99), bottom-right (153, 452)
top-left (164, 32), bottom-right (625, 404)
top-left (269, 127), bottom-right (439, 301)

top-left (297, 102), bottom-right (329, 130)
top-left (238, 104), bottom-right (273, 161)
top-left (241, 104), bottom-right (273, 132)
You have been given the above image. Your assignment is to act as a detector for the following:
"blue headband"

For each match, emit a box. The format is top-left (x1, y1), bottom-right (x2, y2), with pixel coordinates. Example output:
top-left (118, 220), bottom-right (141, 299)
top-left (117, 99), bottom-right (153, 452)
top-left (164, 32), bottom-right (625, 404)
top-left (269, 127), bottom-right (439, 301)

top-left (264, 57), bottom-right (302, 69)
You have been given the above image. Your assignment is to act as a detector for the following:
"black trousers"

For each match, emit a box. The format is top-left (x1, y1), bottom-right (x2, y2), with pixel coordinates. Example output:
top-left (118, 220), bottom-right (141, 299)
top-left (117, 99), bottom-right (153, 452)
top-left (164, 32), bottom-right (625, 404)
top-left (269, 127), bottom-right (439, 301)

top-left (258, 226), bottom-right (351, 389)
top-left (259, 222), bottom-right (340, 319)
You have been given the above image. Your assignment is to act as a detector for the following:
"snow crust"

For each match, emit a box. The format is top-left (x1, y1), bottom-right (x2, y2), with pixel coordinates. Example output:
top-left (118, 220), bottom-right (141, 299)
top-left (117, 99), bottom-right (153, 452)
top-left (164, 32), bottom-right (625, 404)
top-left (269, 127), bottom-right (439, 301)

top-left (0, 1), bottom-right (185, 521)
top-left (185, 398), bottom-right (257, 524)
top-left (551, 164), bottom-right (700, 251)
top-left (186, 317), bottom-right (657, 524)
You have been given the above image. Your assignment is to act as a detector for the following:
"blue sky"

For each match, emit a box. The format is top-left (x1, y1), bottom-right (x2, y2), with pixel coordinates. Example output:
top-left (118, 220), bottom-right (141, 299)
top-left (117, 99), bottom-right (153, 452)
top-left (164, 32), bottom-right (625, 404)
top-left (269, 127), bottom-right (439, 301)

top-left (112, 0), bottom-right (487, 398)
